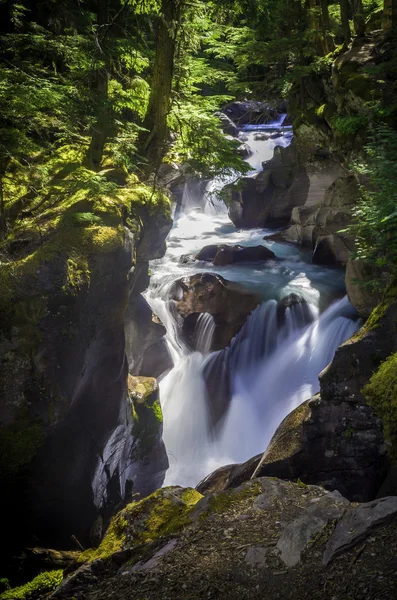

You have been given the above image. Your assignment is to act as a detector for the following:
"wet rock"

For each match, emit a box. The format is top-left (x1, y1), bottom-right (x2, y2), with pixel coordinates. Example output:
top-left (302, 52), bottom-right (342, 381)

top-left (323, 497), bottom-right (397, 565)
top-left (215, 112), bottom-right (239, 137)
top-left (196, 454), bottom-right (262, 495)
top-left (254, 132), bottom-right (271, 141)
top-left (195, 244), bottom-right (275, 265)
top-left (223, 100), bottom-right (279, 125)
top-left (172, 273), bottom-right (261, 351)
top-left (237, 143), bottom-right (253, 158)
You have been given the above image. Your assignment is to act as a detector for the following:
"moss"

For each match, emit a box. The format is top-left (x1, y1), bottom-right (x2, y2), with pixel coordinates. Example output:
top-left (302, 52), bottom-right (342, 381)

top-left (79, 514), bottom-right (128, 562)
top-left (316, 102), bottom-right (337, 123)
top-left (0, 570), bottom-right (63, 600)
top-left (345, 74), bottom-right (374, 101)
top-left (0, 417), bottom-right (46, 479)
top-left (205, 481), bottom-right (262, 515)
top-left (363, 352), bottom-right (397, 457)
top-left (79, 488), bottom-right (203, 563)
top-left (152, 399), bottom-right (163, 424)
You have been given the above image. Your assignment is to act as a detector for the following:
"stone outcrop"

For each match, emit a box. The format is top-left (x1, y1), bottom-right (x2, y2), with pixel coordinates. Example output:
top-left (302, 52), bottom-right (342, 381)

top-left (283, 174), bottom-right (357, 265)
top-left (46, 478), bottom-right (397, 600)
top-left (195, 244), bottom-right (275, 266)
top-left (227, 140), bottom-right (345, 233)
top-left (345, 259), bottom-right (383, 317)
top-left (0, 190), bottom-right (172, 552)
top-left (170, 273), bottom-right (261, 351)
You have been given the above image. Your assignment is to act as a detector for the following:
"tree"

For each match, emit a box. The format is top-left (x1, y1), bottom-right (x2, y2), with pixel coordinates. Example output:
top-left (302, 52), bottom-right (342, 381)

top-left (383, 0), bottom-right (397, 35)
top-left (352, 0), bottom-right (365, 37)
top-left (138, 0), bottom-right (185, 174)
top-left (339, 0), bottom-right (351, 42)
top-left (320, 0), bottom-right (335, 53)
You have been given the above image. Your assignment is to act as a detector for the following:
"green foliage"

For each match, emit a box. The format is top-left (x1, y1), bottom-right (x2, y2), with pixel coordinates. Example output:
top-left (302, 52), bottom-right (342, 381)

top-left (363, 352), bottom-right (397, 457)
top-left (331, 114), bottom-right (369, 136)
top-left (0, 571), bottom-right (63, 600)
top-left (349, 127), bottom-right (397, 279)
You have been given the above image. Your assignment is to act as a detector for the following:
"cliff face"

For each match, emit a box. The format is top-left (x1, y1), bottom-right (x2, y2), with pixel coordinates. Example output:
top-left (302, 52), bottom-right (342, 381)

top-left (0, 172), bottom-right (172, 551)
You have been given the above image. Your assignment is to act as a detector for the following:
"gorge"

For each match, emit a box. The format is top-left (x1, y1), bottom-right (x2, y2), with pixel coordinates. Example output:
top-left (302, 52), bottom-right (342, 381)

top-left (1, 1), bottom-right (397, 599)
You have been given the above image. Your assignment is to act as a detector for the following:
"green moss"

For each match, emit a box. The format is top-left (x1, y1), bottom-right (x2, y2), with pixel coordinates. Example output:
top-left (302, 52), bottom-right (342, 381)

top-left (0, 417), bottom-right (46, 479)
top-left (316, 102), bottom-right (337, 123)
top-left (345, 74), bottom-right (374, 101)
top-left (363, 352), bottom-right (397, 457)
top-left (0, 570), bottom-right (63, 600)
top-left (205, 481), bottom-right (262, 515)
top-left (79, 488), bottom-right (203, 563)
top-left (152, 399), bottom-right (163, 423)
top-left (79, 514), bottom-right (128, 562)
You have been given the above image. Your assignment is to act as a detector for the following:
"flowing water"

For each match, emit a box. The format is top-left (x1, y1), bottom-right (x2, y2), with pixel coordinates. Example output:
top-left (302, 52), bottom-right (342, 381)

top-left (145, 126), bottom-right (361, 489)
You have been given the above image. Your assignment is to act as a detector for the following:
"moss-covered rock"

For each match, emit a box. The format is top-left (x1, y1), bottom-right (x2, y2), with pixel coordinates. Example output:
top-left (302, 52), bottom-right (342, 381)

top-left (79, 487), bottom-right (203, 563)
top-left (363, 352), bottom-right (397, 458)
top-left (0, 147), bottom-right (172, 552)
top-left (0, 570), bottom-right (63, 600)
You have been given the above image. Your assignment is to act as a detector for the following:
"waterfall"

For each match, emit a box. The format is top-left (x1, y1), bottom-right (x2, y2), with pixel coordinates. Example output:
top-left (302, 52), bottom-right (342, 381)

top-left (154, 293), bottom-right (360, 488)
top-left (146, 122), bottom-right (361, 490)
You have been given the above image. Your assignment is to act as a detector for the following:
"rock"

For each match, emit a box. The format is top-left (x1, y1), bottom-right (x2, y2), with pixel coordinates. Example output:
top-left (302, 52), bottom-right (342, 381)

top-left (171, 273), bottom-right (261, 351)
top-left (195, 244), bottom-right (275, 265)
top-left (323, 496), bottom-right (397, 565)
top-left (277, 491), bottom-right (348, 567)
top-left (236, 143), bottom-right (253, 158)
top-left (252, 300), bottom-right (397, 501)
top-left (196, 454), bottom-right (262, 495)
top-left (223, 100), bottom-right (279, 125)
top-left (254, 132), bottom-right (270, 141)
top-left (244, 546), bottom-right (267, 568)
top-left (215, 112), bottom-right (239, 137)
top-left (126, 376), bottom-right (169, 499)
top-left (345, 259), bottom-right (382, 317)
top-left (283, 175), bottom-right (358, 265)
top-left (125, 295), bottom-right (170, 377)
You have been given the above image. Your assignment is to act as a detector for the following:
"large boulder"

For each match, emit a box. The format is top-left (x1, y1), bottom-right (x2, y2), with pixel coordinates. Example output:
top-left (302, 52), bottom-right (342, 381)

top-left (195, 244), bottom-right (275, 266)
top-left (214, 112), bottom-right (239, 137)
top-left (283, 175), bottom-right (357, 265)
top-left (345, 259), bottom-right (383, 318)
top-left (223, 100), bottom-right (280, 125)
top-left (171, 273), bottom-right (261, 351)
top-left (227, 141), bottom-right (344, 230)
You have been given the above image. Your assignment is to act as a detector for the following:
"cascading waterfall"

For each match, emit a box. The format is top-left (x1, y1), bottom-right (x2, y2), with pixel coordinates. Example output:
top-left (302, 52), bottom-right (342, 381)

top-left (146, 120), bottom-right (361, 490)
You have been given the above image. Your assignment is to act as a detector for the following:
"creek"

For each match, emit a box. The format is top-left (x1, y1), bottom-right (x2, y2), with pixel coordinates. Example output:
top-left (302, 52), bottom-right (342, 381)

top-left (146, 123), bottom-right (361, 488)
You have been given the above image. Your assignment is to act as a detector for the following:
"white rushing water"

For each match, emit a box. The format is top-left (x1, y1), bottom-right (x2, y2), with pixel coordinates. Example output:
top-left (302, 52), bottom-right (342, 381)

top-left (146, 125), bottom-right (361, 488)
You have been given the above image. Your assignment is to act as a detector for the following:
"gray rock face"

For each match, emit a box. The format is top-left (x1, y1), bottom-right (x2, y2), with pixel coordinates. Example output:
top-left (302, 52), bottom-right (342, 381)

top-left (283, 173), bottom-right (354, 265)
top-left (244, 546), bottom-right (267, 568)
top-left (345, 259), bottom-right (382, 317)
top-left (323, 497), bottom-right (397, 565)
top-left (277, 491), bottom-right (349, 567)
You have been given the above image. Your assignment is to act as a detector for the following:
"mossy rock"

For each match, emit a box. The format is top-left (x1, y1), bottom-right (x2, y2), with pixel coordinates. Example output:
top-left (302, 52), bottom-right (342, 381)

top-left (363, 351), bottom-right (397, 458)
top-left (79, 487), bottom-right (203, 562)
top-left (0, 416), bottom-right (46, 480)
top-left (345, 74), bottom-right (374, 101)
top-left (316, 102), bottom-right (337, 126)
top-left (0, 570), bottom-right (63, 600)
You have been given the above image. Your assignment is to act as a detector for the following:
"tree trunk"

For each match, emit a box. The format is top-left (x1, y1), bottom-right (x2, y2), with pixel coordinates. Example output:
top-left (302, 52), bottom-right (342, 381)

top-left (383, 0), bottom-right (397, 34)
top-left (139, 0), bottom-right (183, 175)
top-left (352, 0), bottom-right (365, 37)
top-left (339, 0), bottom-right (351, 41)
top-left (85, 0), bottom-right (110, 171)
top-left (309, 0), bottom-right (325, 54)
top-left (320, 0), bottom-right (335, 52)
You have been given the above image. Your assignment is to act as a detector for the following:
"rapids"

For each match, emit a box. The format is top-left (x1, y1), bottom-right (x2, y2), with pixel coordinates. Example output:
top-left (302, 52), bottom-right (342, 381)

top-left (145, 125), bottom-right (361, 488)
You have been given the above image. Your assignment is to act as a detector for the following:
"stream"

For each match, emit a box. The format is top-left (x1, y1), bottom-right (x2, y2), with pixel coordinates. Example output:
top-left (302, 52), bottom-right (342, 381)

top-left (145, 124), bottom-right (361, 489)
